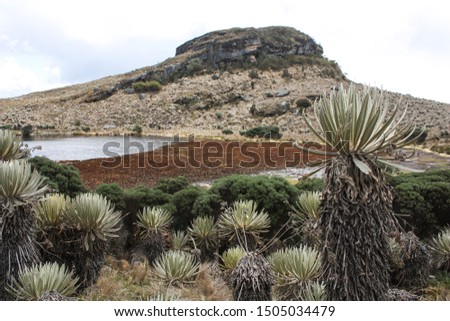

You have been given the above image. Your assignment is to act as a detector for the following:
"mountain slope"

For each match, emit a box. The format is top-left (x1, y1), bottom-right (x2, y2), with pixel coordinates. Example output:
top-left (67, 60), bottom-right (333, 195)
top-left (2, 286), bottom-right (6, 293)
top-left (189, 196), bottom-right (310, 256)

top-left (0, 26), bottom-right (448, 140)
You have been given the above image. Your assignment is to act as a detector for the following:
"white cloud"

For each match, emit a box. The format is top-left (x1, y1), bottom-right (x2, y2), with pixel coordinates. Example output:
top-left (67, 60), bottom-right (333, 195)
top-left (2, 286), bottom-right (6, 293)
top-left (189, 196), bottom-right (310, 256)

top-left (0, 0), bottom-right (449, 102)
top-left (0, 56), bottom-right (65, 98)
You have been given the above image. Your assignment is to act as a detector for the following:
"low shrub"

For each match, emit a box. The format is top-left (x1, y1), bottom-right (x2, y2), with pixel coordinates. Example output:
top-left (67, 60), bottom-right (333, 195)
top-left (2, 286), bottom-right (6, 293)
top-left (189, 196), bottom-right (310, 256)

top-left (96, 184), bottom-right (126, 211)
top-left (222, 129), bottom-right (233, 135)
top-left (132, 80), bottom-right (162, 93)
top-left (388, 169), bottom-right (450, 238)
top-left (29, 156), bottom-right (85, 197)
top-left (170, 186), bottom-right (205, 231)
top-left (202, 175), bottom-right (299, 234)
top-left (240, 126), bottom-right (282, 140)
top-left (155, 176), bottom-right (190, 195)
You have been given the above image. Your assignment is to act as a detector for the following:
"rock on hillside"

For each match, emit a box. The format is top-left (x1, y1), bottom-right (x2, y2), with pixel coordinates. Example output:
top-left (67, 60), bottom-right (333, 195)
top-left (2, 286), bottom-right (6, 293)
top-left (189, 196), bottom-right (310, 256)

top-left (0, 26), bottom-right (449, 141)
top-left (175, 26), bottom-right (323, 67)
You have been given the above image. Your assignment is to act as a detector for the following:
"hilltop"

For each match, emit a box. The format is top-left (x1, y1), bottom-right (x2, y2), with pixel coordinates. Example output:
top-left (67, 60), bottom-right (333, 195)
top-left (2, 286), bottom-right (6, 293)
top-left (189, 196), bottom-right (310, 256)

top-left (0, 26), bottom-right (449, 140)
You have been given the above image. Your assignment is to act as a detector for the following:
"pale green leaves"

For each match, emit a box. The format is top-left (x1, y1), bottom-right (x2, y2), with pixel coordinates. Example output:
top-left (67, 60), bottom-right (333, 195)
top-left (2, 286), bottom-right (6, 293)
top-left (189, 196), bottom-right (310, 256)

top-left (8, 262), bottom-right (79, 300)
top-left (292, 191), bottom-right (321, 223)
top-left (64, 193), bottom-right (122, 250)
top-left (218, 200), bottom-right (270, 246)
top-left (220, 246), bottom-right (246, 271)
top-left (153, 250), bottom-right (199, 285)
top-left (0, 130), bottom-right (26, 161)
top-left (302, 85), bottom-right (419, 172)
top-left (187, 215), bottom-right (217, 250)
top-left (0, 160), bottom-right (47, 209)
top-left (136, 206), bottom-right (172, 239)
top-left (35, 193), bottom-right (70, 229)
top-left (429, 227), bottom-right (450, 271)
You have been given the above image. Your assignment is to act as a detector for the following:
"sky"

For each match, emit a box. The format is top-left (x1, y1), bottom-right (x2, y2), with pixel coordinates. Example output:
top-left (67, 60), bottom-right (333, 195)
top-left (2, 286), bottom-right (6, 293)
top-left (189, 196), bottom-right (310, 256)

top-left (1, 0), bottom-right (450, 103)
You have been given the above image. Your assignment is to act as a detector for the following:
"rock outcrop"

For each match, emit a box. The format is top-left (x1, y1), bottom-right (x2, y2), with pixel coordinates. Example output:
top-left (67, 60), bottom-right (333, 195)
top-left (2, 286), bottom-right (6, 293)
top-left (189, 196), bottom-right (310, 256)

top-left (175, 26), bottom-right (323, 68)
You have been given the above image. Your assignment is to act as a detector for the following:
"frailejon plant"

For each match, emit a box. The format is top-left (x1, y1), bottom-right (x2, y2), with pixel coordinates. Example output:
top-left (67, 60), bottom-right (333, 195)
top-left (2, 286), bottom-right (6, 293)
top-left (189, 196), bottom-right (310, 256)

top-left (35, 194), bottom-right (71, 263)
top-left (0, 129), bottom-right (26, 160)
top-left (134, 206), bottom-right (172, 264)
top-left (291, 191), bottom-right (322, 246)
top-left (188, 215), bottom-right (218, 261)
top-left (0, 160), bottom-right (47, 299)
top-left (170, 230), bottom-right (190, 251)
top-left (219, 246), bottom-right (246, 272)
top-left (153, 250), bottom-right (199, 286)
top-left (8, 262), bottom-right (78, 301)
top-left (269, 246), bottom-right (323, 300)
top-left (63, 193), bottom-right (122, 290)
top-left (218, 200), bottom-right (270, 250)
top-left (230, 251), bottom-right (273, 301)
top-left (301, 84), bottom-right (419, 300)
top-left (430, 227), bottom-right (450, 272)
top-left (389, 232), bottom-right (430, 289)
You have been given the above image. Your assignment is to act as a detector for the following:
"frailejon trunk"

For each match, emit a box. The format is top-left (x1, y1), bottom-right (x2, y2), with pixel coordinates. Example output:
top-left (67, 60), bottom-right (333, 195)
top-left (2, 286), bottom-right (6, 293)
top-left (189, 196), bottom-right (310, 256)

top-left (0, 204), bottom-right (39, 300)
top-left (320, 157), bottom-right (398, 300)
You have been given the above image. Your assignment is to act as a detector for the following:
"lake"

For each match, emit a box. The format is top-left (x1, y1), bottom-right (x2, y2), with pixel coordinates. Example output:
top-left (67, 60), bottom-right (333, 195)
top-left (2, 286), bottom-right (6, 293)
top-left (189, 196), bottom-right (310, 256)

top-left (23, 136), bottom-right (173, 161)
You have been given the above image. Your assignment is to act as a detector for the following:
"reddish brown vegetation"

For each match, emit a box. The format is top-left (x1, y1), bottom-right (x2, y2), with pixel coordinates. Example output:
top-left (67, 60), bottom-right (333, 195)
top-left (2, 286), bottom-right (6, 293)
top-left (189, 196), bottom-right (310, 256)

top-left (68, 141), bottom-right (322, 189)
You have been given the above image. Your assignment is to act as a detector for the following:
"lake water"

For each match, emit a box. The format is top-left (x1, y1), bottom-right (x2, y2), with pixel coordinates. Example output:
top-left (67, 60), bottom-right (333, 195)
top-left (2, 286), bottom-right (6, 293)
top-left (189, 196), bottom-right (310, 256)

top-left (23, 136), bottom-right (173, 161)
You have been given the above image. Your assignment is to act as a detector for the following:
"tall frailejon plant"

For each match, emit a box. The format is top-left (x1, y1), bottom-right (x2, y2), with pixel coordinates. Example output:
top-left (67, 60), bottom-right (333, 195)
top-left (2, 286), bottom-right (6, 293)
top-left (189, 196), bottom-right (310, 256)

top-left (63, 193), bottom-right (122, 290)
top-left (301, 84), bottom-right (418, 300)
top-left (134, 206), bottom-right (172, 264)
top-left (35, 194), bottom-right (71, 263)
top-left (0, 160), bottom-right (47, 299)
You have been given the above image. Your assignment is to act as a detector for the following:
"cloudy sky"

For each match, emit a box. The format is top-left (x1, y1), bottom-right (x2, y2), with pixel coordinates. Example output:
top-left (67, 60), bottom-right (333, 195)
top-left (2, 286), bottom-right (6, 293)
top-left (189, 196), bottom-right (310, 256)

top-left (1, 0), bottom-right (449, 103)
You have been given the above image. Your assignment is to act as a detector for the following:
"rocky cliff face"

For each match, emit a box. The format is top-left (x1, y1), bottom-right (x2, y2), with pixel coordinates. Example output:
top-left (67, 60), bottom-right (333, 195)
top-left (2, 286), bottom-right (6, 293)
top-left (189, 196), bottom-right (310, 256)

top-left (175, 26), bottom-right (323, 67)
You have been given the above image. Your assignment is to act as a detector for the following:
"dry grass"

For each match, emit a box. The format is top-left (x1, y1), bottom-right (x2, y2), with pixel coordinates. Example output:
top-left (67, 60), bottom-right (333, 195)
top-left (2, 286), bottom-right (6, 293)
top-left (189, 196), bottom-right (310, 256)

top-left (81, 258), bottom-right (232, 301)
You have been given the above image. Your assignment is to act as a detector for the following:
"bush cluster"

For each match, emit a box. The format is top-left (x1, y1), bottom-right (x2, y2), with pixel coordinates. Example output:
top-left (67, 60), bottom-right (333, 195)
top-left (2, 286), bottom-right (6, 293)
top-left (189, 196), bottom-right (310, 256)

top-left (388, 169), bottom-right (450, 238)
top-left (240, 126), bottom-right (282, 139)
top-left (132, 80), bottom-right (162, 93)
top-left (29, 156), bottom-right (86, 197)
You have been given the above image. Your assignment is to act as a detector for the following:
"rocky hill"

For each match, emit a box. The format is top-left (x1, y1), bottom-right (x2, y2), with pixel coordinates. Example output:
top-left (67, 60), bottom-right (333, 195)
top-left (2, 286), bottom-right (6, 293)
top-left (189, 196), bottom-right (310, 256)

top-left (0, 26), bottom-right (449, 140)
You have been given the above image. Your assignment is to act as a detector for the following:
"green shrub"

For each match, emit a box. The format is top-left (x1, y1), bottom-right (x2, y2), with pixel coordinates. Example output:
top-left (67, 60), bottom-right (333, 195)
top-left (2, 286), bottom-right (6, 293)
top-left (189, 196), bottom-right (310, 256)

top-left (240, 126), bottom-right (282, 139)
top-left (222, 128), bottom-right (233, 135)
top-left (248, 70), bottom-right (259, 79)
top-left (96, 183), bottom-right (126, 211)
top-left (295, 178), bottom-right (324, 192)
top-left (132, 80), bottom-right (162, 93)
top-left (29, 156), bottom-right (85, 197)
top-left (430, 145), bottom-right (450, 155)
top-left (132, 125), bottom-right (142, 135)
top-left (21, 125), bottom-right (33, 139)
top-left (256, 54), bottom-right (287, 71)
top-left (155, 176), bottom-right (190, 194)
top-left (170, 186), bottom-right (204, 230)
top-left (205, 175), bottom-right (299, 234)
top-left (124, 186), bottom-right (172, 216)
top-left (296, 98), bottom-right (312, 109)
top-left (388, 170), bottom-right (450, 238)
top-left (186, 58), bottom-right (203, 75)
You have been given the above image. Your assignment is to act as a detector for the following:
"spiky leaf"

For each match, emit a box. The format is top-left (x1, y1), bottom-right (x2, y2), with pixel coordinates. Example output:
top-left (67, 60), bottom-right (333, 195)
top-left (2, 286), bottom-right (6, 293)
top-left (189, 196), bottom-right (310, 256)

top-left (0, 129), bottom-right (26, 161)
top-left (64, 193), bottom-right (122, 251)
top-left (8, 262), bottom-right (79, 300)
top-left (0, 160), bottom-right (47, 209)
